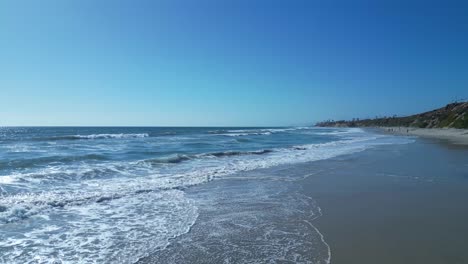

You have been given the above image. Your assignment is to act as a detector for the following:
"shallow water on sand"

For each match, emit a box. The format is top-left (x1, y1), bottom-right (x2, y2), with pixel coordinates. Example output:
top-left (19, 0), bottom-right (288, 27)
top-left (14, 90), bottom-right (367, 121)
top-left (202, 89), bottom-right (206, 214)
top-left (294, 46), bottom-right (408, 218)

top-left (140, 175), bottom-right (330, 264)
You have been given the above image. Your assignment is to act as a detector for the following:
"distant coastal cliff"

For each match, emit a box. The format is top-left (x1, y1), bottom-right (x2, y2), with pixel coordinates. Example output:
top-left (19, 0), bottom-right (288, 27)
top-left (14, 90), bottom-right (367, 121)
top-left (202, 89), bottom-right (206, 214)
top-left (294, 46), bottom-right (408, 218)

top-left (316, 102), bottom-right (468, 129)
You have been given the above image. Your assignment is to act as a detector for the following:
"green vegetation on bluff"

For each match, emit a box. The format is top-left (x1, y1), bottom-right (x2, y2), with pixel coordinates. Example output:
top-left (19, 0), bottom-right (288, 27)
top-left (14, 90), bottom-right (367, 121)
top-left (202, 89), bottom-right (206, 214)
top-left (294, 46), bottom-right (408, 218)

top-left (316, 102), bottom-right (468, 129)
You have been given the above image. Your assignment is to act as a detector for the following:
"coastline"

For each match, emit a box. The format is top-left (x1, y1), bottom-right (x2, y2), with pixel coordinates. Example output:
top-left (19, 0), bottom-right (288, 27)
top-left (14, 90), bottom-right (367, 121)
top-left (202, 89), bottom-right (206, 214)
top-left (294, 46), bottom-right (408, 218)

top-left (374, 127), bottom-right (468, 145)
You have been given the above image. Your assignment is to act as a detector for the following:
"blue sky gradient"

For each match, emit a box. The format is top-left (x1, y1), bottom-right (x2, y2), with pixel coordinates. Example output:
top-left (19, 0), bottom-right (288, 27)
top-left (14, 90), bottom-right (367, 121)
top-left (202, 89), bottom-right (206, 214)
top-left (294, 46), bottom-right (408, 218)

top-left (1, 0), bottom-right (468, 126)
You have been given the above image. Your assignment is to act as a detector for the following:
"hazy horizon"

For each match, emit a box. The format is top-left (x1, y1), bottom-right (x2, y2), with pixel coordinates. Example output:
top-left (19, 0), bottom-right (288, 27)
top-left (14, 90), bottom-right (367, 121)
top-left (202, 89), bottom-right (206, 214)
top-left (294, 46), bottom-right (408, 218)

top-left (1, 0), bottom-right (468, 126)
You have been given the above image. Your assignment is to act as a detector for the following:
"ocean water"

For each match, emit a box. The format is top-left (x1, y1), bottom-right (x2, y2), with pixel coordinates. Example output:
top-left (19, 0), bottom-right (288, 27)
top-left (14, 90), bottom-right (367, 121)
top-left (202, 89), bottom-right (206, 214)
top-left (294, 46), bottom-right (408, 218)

top-left (0, 127), bottom-right (413, 263)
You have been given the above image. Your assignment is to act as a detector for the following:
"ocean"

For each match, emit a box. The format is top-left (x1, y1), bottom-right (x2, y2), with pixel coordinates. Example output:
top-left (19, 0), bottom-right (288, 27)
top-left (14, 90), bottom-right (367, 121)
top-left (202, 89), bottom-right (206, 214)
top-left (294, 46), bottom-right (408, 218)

top-left (0, 127), bottom-right (413, 263)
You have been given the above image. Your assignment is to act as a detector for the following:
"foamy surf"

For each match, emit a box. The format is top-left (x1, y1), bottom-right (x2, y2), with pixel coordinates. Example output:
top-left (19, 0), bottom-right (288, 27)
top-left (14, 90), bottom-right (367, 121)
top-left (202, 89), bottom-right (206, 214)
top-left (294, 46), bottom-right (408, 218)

top-left (53, 133), bottom-right (150, 140)
top-left (0, 126), bottom-right (414, 263)
top-left (0, 190), bottom-right (198, 264)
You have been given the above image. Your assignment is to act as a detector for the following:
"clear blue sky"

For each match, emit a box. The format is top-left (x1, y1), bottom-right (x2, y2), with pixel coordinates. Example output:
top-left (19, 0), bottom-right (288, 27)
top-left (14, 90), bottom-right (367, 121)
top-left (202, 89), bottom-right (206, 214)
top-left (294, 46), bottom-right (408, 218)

top-left (1, 0), bottom-right (467, 126)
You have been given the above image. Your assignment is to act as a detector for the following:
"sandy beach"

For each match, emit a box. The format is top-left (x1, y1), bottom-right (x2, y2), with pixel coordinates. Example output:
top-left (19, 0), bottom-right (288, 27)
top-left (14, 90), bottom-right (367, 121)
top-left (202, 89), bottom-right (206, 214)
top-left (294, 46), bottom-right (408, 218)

top-left (378, 127), bottom-right (468, 145)
top-left (303, 136), bottom-right (468, 263)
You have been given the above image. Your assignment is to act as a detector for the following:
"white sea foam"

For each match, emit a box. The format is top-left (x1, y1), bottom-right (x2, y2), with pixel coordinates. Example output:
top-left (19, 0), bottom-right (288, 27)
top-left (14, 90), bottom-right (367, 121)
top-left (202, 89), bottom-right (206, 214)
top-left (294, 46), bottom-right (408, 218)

top-left (72, 133), bottom-right (149, 139)
top-left (0, 190), bottom-right (198, 264)
top-left (214, 127), bottom-right (306, 137)
top-left (2, 144), bottom-right (39, 153)
top-left (0, 175), bottom-right (14, 184)
top-left (0, 129), bottom-right (414, 263)
top-left (221, 132), bottom-right (272, 137)
top-left (1, 133), bottom-right (414, 211)
top-left (312, 127), bottom-right (364, 136)
top-left (227, 128), bottom-right (299, 133)
top-left (1, 131), bottom-right (413, 189)
top-left (145, 183), bottom-right (330, 264)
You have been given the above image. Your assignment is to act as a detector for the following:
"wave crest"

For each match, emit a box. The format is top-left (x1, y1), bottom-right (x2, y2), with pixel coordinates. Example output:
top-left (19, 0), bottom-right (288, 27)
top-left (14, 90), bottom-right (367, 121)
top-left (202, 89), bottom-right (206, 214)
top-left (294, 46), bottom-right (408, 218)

top-left (37, 133), bottom-right (149, 141)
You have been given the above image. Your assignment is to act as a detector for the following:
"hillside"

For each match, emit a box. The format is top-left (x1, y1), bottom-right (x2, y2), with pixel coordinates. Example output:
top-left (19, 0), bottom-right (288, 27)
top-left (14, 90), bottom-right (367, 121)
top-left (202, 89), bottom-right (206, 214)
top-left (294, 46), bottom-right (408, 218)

top-left (316, 102), bottom-right (468, 129)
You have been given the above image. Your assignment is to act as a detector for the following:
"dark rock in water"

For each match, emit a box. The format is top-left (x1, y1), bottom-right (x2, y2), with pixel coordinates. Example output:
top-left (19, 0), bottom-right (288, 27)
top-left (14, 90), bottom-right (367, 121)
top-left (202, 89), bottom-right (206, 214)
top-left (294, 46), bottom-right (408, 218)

top-left (294, 147), bottom-right (307, 150)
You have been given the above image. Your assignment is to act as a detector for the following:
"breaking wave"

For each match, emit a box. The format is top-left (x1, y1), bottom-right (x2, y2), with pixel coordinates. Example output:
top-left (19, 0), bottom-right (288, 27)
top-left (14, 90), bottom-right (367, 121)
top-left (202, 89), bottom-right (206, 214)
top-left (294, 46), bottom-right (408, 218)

top-left (36, 133), bottom-right (149, 141)
top-left (0, 127), bottom-right (415, 263)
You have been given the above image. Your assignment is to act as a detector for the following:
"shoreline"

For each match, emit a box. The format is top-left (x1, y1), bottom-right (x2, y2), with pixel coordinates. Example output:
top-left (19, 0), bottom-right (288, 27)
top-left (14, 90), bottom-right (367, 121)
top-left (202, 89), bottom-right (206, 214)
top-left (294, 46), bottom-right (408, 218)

top-left (372, 127), bottom-right (468, 145)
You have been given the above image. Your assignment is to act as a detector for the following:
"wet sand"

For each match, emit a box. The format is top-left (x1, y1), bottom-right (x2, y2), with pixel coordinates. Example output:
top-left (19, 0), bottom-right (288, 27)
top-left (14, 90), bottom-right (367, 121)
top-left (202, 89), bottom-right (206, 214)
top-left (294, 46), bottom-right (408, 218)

top-left (379, 127), bottom-right (468, 145)
top-left (302, 138), bottom-right (468, 263)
